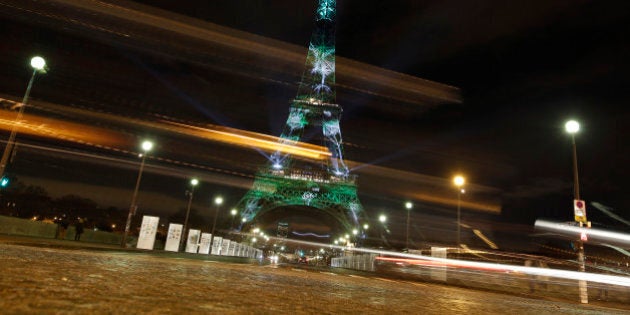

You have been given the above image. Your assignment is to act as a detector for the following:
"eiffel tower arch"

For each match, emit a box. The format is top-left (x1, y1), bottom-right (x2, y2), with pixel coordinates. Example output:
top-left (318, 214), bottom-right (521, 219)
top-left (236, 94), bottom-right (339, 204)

top-left (235, 0), bottom-right (366, 238)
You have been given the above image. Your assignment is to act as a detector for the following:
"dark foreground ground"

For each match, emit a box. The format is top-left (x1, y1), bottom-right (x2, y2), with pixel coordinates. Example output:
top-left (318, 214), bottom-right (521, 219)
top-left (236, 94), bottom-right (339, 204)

top-left (0, 235), bottom-right (628, 314)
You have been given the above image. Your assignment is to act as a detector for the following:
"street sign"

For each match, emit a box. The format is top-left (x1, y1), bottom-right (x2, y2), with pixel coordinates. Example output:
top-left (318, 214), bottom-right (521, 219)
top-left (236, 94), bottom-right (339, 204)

top-left (574, 199), bottom-right (587, 223)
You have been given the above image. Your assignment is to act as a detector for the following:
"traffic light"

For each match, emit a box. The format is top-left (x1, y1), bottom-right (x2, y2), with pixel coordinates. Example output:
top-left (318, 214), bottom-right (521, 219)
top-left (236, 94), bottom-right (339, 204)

top-left (0, 176), bottom-right (9, 188)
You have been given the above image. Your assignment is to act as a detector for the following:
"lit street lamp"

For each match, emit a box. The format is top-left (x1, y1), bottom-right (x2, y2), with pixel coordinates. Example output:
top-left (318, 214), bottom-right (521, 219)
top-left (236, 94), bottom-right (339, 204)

top-left (377, 214), bottom-right (388, 246)
top-left (180, 178), bottom-right (199, 251)
top-left (453, 175), bottom-right (465, 247)
top-left (121, 140), bottom-right (153, 248)
top-left (405, 201), bottom-right (412, 250)
top-left (0, 56), bottom-right (47, 180)
top-left (230, 208), bottom-right (237, 230)
top-left (565, 119), bottom-right (588, 304)
top-left (211, 196), bottom-right (224, 237)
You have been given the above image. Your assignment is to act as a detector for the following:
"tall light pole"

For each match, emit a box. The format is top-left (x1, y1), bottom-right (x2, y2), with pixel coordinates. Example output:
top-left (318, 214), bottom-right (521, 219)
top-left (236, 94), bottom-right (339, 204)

top-left (405, 201), bottom-right (412, 250)
top-left (230, 208), bottom-right (237, 230)
top-left (0, 56), bottom-right (47, 180)
top-left (378, 214), bottom-right (387, 247)
top-left (121, 140), bottom-right (153, 248)
top-left (453, 175), bottom-right (465, 247)
top-left (211, 196), bottom-right (224, 237)
top-left (565, 119), bottom-right (588, 304)
top-left (180, 178), bottom-right (199, 251)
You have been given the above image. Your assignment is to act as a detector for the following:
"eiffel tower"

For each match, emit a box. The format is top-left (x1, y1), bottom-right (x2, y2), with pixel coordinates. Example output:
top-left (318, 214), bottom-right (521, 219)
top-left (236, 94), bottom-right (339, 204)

top-left (235, 0), bottom-right (365, 237)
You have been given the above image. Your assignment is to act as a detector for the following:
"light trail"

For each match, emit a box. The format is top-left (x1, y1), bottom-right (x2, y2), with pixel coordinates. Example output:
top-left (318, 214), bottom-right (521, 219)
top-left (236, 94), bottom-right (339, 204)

top-left (0, 97), bottom-right (330, 160)
top-left (535, 219), bottom-right (630, 245)
top-left (236, 233), bottom-right (630, 287)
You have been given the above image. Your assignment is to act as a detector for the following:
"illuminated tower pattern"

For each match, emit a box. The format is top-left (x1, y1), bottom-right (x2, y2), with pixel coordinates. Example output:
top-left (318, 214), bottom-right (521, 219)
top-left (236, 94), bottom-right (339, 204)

top-left (235, 0), bottom-right (365, 235)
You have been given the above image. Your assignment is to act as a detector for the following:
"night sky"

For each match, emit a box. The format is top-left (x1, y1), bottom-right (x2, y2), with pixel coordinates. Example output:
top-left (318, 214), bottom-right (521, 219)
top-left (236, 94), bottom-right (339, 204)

top-left (0, 0), bottom-right (628, 249)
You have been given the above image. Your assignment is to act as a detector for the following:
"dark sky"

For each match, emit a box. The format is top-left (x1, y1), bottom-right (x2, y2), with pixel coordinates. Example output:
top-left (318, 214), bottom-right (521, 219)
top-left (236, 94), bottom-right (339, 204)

top-left (133, 0), bottom-right (629, 222)
top-left (0, 0), bottom-right (629, 248)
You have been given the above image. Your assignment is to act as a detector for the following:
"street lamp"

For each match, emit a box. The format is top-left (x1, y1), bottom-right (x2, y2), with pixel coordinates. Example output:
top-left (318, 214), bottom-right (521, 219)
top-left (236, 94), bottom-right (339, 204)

top-left (453, 175), bottom-right (465, 247)
top-left (378, 214), bottom-right (387, 223)
top-left (121, 140), bottom-right (153, 248)
top-left (230, 208), bottom-right (238, 230)
top-left (180, 178), bottom-right (199, 251)
top-left (211, 196), bottom-right (224, 237)
top-left (405, 201), bottom-right (412, 250)
top-left (565, 119), bottom-right (588, 304)
top-left (0, 56), bottom-right (47, 179)
top-left (378, 214), bottom-right (387, 244)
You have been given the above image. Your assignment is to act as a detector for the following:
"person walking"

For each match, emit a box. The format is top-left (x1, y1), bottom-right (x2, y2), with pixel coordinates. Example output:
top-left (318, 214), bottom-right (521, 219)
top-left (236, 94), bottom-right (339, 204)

top-left (74, 218), bottom-right (84, 241)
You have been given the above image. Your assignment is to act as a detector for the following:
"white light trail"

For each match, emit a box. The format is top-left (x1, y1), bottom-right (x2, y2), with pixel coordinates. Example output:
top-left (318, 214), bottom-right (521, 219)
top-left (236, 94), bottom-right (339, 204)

top-left (240, 233), bottom-right (630, 287)
top-left (535, 219), bottom-right (630, 245)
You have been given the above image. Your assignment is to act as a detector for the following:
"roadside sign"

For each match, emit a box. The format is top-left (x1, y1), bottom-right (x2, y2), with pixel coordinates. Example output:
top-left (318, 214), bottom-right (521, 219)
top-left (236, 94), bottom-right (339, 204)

top-left (574, 199), bottom-right (587, 223)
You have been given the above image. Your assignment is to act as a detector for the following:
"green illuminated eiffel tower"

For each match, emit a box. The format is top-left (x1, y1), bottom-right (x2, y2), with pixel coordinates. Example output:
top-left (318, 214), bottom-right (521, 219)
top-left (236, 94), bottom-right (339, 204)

top-left (235, 0), bottom-right (365, 236)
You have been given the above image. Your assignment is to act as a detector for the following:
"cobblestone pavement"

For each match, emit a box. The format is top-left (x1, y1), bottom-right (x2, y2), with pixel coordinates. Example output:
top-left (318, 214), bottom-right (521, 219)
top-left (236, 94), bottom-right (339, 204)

top-left (1, 243), bottom-right (628, 314)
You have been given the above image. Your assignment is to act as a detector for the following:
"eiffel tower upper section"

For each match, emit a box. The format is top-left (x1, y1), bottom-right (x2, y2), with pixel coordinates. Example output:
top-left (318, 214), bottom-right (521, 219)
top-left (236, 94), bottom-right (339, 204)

top-left (269, 0), bottom-right (349, 177)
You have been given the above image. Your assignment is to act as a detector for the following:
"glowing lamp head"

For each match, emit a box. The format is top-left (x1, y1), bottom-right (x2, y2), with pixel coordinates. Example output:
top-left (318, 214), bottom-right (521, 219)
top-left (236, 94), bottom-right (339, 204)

top-left (30, 56), bottom-right (46, 71)
top-left (230, 209), bottom-right (237, 216)
top-left (363, 224), bottom-right (369, 230)
top-left (190, 178), bottom-right (199, 186)
top-left (405, 201), bottom-right (413, 210)
top-left (379, 214), bottom-right (387, 223)
top-left (565, 120), bottom-right (580, 134)
top-left (352, 229), bottom-right (358, 235)
top-left (215, 196), bottom-right (223, 205)
top-left (141, 140), bottom-right (153, 152)
top-left (453, 175), bottom-right (465, 187)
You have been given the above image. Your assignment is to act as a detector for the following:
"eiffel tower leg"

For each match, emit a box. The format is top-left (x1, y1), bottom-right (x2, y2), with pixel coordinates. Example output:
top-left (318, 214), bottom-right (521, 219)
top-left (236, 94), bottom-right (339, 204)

top-left (322, 116), bottom-right (348, 175)
top-left (271, 107), bottom-right (308, 168)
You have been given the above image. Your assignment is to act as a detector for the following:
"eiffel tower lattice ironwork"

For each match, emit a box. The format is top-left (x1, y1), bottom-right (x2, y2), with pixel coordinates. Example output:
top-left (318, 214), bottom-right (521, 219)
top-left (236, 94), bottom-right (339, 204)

top-left (235, 0), bottom-right (365, 236)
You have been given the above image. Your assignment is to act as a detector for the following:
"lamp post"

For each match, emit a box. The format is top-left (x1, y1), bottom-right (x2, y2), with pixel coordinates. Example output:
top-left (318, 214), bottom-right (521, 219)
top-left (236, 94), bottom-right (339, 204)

top-left (230, 208), bottom-right (237, 230)
top-left (180, 178), bottom-right (199, 251)
top-left (121, 140), bottom-right (153, 248)
top-left (378, 214), bottom-right (387, 246)
top-left (565, 119), bottom-right (588, 304)
top-left (453, 175), bottom-right (465, 247)
top-left (0, 56), bottom-right (47, 180)
top-left (405, 201), bottom-right (412, 250)
top-left (211, 196), bottom-right (224, 237)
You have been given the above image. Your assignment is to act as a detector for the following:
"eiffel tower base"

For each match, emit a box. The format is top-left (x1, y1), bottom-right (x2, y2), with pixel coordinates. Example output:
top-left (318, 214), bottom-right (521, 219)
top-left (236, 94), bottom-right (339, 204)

top-left (236, 169), bottom-right (364, 235)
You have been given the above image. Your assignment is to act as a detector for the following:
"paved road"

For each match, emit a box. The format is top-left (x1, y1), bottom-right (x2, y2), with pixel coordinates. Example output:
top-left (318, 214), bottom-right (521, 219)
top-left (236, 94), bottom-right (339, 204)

top-left (1, 242), bottom-right (627, 314)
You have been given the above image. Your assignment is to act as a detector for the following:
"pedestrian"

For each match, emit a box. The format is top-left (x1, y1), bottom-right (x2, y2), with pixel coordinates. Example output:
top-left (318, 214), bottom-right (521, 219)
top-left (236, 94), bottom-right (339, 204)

top-left (58, 217), bottom-right (69, 240)
top-left (74, 218), bottom-right (84, 241)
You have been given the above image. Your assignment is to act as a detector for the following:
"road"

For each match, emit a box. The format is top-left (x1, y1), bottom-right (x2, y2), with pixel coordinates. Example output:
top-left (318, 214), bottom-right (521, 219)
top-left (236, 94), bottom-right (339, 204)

top-left (0, 242), bottom-right (627, 314)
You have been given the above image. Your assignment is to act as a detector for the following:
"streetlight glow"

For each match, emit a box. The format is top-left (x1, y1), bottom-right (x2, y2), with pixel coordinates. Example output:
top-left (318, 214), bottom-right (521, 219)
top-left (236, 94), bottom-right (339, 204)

top-left (379, 214), bottom-right (387, 223)
top-left (190, 178), bottom-right (199, 186)
top-left (141, 140), bottom-right (153, 152)
top-left (30, 56), bottom-right (46, 70)
top-left (214, 196), bottom-right (223, 205)
top-left (405, 201), bottom-right (413, 209)
top-left (230, 209), bottom-right (237, 216)
top-left (565, 120), bottom-right (580, 134)
top-left (363, 223), bottom-right (369, 230)
top-left (454, 175), bottom-right (465, 187)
